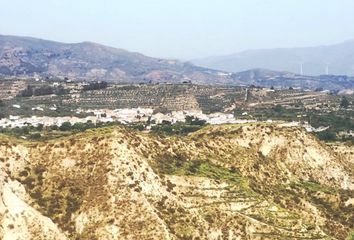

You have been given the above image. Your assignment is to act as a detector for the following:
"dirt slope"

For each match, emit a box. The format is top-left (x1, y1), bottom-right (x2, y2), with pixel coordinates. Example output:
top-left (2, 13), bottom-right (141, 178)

top-left (0, 123), bottom-right (353, 239)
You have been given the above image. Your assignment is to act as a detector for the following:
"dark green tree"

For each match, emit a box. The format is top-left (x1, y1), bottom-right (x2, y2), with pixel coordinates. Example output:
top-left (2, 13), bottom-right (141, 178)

top-left (36, 124), bottom-right (44, 131)
top-left (273, 104), bottom-right (284, 113)
top-left (340, 96), bottom-right (350, 108)
top-left (59, 122), bottom-right (72, 131)
top-left (72, 122), bottom-right (87, 131)
top-left (29, 133), bottom-right (41, 140)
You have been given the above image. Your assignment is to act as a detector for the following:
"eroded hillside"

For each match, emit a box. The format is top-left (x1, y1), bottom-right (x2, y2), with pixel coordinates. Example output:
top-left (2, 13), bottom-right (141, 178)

top-left (0, 123), bottom-right (353, 240)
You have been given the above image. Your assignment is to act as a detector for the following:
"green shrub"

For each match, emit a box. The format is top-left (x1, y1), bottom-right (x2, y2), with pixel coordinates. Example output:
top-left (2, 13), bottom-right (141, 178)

top-left (316, 130), bottom-right (336, 142)
top-left (29, 133), bottom-right (42, 140)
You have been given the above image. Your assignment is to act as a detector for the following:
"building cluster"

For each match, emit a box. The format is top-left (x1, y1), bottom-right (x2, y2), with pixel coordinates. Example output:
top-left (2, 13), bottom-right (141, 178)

top-left (0, 108), bottom-right (257, 129)
top-left (0, 107), bottom-right (330, 133)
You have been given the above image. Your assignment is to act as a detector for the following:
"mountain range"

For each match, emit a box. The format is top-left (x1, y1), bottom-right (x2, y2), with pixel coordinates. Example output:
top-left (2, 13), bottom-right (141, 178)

top-left (231, 68), bottom-right (354, 90)
top-left (0, 34), bottom-right (230, 84)
top-left (192, 40), bottom-right (354, 76)
top-left (1, 34), bottom-right (354, 90)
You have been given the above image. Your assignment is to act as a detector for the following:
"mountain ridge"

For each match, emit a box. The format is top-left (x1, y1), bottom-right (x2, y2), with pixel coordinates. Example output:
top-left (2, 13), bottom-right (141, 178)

top-left (1, 34), bottom-right (354, 90)
top-left (231, 68), bottom-right (354, 90)
top-left (0, 34), bottom-right (229, 84)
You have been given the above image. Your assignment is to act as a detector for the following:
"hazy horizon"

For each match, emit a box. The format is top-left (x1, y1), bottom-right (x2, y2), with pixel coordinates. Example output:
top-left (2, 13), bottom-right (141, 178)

top-left (1, 0), bottom-right (354, 60)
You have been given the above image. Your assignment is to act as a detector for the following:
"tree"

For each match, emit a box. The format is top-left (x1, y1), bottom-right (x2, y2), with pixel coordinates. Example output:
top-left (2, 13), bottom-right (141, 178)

top-left (50, 125), bottom-right (59, 131)
top-left (36, 124), bottom-right (44, 131)
top-left (29, 133), bottom-right (41, 140)
top-left (72, 122), bottom-right (86, 131)
top-left (185, 115), bottom-right (207, 126)
top-left (185, 115), bottom-right (195, 125)
top-left (83, 81), bottom-right (108, 91)
top-left (34, 86), bottom-right (54, 96)
top-left (316, 130), bottom-right (336, 142)
top-left (161, 120), bottom-right (172, 125)
top-left (22, 126), bottom-right (30, 135)
top-left (19, 85), bottom-right (34, 97)
top-left (340, 96), bottom-right (350, 108)
top-left (273, 104), bottom-right (284, 113)
top-left (55, 85), bottom-right (69, 95)
top-left (59, 122), bottom-right (72, 131)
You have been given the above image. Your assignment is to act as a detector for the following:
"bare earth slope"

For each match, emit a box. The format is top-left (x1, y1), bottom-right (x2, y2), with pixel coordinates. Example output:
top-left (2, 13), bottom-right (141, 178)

top-left (0, 123), bottom-right (353, 239)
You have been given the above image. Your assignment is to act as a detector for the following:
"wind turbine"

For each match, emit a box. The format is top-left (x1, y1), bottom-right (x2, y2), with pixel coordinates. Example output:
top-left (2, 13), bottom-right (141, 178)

top-left (298, 62), bottom-right (304, 75)
top-left (325, 63), bottom-right (329, 75)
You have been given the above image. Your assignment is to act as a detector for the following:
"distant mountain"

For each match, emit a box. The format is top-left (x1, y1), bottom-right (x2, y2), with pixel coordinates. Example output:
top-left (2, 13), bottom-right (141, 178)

top-left (231, 68), bottom-right (354, 90)
top-left (0, 34), bottom-right (230, 84)
top-left (192, 40), bottom-right (354, 76)
top-left (1, 35), bottom-right (354, 90)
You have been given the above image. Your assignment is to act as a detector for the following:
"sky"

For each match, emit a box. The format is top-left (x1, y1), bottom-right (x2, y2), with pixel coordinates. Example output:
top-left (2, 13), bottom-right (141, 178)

top-left (1, 0), bottom-right (354, 60)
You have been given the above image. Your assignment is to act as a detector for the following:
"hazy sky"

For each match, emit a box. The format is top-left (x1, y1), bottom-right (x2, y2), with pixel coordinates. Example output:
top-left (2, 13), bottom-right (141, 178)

top-left (1, 0), bottom-right (354, 59)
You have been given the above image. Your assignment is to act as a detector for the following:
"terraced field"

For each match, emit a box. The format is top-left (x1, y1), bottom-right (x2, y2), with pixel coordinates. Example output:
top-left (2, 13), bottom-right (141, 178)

top-left (1, 81), bottom-right (345, 118)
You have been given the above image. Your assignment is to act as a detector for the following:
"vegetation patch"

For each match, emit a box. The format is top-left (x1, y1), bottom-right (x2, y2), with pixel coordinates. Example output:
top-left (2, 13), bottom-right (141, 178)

top-left (151, 117), bottom-right (207, 136)
top-left (155, 153), bottom-right (253, 194)
top-left (13, 165), bottom-right (84, 237)
top-left (347, 230), bottom-right (354, 240)
top-left (275, 181), bottom-right (354, 239)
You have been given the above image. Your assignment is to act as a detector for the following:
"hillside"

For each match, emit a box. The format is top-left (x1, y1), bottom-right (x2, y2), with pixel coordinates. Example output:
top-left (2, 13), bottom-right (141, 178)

top-left (0, 35), bottom-right (230, 84)
top-left (192, 40), bottom-right (354, 76)
top-left (0, 123), bottom-right (353, 239)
